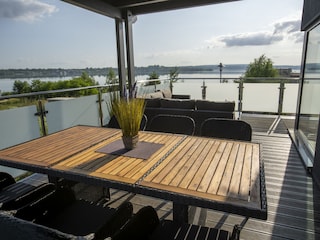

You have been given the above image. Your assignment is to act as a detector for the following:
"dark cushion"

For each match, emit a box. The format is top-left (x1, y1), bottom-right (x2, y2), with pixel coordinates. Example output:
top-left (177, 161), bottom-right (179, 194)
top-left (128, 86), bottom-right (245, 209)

top-left (145, 98), bottom-right (161, 108)
top-left (160, 99), bottom-right (195, 109)
top-left (195, 100), bottom-right (235, 111)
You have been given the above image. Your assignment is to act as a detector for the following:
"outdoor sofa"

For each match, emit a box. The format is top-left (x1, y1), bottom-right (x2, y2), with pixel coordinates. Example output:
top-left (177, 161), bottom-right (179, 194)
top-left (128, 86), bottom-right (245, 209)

top-left (141, 89), bottom-right (235, 135)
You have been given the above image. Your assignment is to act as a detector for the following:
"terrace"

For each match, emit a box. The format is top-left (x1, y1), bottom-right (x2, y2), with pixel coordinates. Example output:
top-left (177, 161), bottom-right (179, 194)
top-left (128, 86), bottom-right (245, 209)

top-left (1, 0), bottom-right (320, 239)
top-left (0, 76), bottom-right (319, 239)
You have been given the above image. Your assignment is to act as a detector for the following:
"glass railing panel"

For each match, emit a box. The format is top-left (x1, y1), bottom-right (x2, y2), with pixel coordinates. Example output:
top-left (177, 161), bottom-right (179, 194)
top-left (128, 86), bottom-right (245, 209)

top-left (172, 80), bottom-right (238, 102)
top-left (0, 105), bottom-right (40, 149)
top-left (137, 80), bottom-right (170, 96)
top-left (282, 83), bottom-right (299, 114)
top-left (172, 80), bottom-right (204, 99)
top-left (202, 82), bottom-right (239, 105)
top-left (102, 92), bottom-right (114, 126)
top-left (242, 83), bottom-right (279, 113)
top-left (0, 105), bottom-right (40, 177)
top-left (46, 95), bottom-right (100, 134)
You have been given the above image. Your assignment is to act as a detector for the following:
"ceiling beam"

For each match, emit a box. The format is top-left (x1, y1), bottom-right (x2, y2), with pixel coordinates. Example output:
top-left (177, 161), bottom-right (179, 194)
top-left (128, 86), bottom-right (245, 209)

top-left (62, 0), bottom-right (123, 19)
top-left (127, 0), bottom-right (239, 15)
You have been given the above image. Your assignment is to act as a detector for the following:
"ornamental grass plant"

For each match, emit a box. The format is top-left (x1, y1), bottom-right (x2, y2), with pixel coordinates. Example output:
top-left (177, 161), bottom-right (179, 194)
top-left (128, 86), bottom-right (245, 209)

top-left (107, 91), bottom-right (145, 137)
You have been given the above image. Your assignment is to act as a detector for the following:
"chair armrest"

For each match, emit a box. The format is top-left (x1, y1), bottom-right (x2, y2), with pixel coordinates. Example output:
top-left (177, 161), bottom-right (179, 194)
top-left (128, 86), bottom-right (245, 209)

top-left (1, 183), bottom-right (56, 210)
top-left (94, 201), bottom-right (133, 240)
top-left (0, 211), bottom-right (93, 240)
top-left (15, 187), bottom-right (75, 221)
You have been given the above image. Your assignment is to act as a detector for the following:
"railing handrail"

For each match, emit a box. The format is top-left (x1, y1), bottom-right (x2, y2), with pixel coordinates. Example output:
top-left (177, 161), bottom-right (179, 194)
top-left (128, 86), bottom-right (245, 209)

top-left (0, 84), bottom-right (118, 100)
top-left (1, 77), bottom-right (301, 100)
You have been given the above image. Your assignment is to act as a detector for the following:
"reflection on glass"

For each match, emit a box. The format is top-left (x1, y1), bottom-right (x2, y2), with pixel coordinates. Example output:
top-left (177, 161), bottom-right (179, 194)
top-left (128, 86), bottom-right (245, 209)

top-left (299, 23), bottom-right (320, 154)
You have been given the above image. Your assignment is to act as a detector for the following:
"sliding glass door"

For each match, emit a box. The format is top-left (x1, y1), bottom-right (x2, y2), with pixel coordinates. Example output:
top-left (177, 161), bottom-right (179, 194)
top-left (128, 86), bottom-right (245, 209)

top-left (298, 23), bottom-right (320, 157)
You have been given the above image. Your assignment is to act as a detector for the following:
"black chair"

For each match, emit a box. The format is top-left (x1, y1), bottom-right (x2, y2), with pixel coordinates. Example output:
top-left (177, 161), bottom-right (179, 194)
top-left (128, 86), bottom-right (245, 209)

top-left (147, 114), bottom-right (195, 135)
top-left (111, 205), bottom-right (240, 240)
top-left (200, 118), bottom-right (252, 141)
top-left (15, 186), bottom-right (133, 240)
top-left (107, 114), bottom-right (148, 131)
top-left (0, 172), bottom-right (55, 211)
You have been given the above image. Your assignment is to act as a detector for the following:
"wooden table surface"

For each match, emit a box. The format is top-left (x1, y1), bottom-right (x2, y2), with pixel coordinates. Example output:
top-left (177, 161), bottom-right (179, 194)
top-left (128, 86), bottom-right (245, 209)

top-left (140, 135), bottom-right (266, 219)
top-left (0, 125), bottom-right (267, 220)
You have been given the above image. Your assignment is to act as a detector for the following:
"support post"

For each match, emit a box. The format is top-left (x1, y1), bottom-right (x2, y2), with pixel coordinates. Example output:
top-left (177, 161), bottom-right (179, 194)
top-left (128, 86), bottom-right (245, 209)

top-left (125, 11), bottom-right (136, 98)
top-left (115, 19), bottom-right (126, 97)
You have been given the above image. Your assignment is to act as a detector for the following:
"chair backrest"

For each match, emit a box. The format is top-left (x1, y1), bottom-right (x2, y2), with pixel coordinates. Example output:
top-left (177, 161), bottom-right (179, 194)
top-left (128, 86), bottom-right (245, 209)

top-left (107, 115), bottom-right (120, 129)
top-left (107, 114), bottom-right (148, 131)
top-left (148, 114), bottom-right (195, 135)
top-left (200, 118), bottom-right (252, 141)
top-left (0, 172), bottom-right (15, 190)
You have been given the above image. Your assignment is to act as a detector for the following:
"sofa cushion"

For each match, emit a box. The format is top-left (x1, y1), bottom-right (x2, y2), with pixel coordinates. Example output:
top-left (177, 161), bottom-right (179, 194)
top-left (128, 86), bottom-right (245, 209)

top-left (160, 99), bottom-right (195, 109)
top-left (161, 89), bottom-right (172, 98)
top-left (146, 91), bottom-right (164, 99)
top-left (195, 100), bottom-right (235, 111)
top-left (145, 98), bottom-right (161, 108)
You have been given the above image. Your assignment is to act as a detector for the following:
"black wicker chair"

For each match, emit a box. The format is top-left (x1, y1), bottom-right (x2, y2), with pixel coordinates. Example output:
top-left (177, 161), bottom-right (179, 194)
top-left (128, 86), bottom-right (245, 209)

top-left (0, 172), bottom-right (55, 211)
top-left (147, 114), bottom-right (195, 135)
top-left (200, 118), bottom-right (252, 141)
top-left (111, 205), bottom-right (240, 240)
top-left (15, 187), bottom-right (133, 240)
top-left (107, 114), bottom-right (148, 131)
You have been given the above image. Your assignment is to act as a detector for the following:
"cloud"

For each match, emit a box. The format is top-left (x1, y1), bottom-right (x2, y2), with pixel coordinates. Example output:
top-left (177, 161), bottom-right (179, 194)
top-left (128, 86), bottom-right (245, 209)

top-left (220, 32), bottom-right (283, 47)
top-left (0, 0), bottom-right (57, 22)
top-left (207, 17), bottom-right (303, 47)
top-left (273, 19), bottom-right (300, 34)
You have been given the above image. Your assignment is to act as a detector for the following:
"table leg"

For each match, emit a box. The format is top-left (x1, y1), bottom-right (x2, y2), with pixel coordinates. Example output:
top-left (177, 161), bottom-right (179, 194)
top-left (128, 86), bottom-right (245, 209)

top-left (173, 202), bottom-right (189, 224)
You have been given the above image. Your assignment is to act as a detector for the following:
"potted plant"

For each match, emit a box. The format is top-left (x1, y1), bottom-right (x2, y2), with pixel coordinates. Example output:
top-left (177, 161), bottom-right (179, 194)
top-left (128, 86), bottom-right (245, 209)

top-left (107, 86), bottom-right (145, 150)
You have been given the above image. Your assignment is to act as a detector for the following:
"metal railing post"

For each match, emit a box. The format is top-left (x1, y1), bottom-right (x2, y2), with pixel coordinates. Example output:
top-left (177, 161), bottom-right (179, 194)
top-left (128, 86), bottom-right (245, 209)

top-left (278, 80), bottom-right (285, 115)
top-left (35, 99), bottom-right (48, 136)
top-left (97, 89), bottom-right (104, 127)
top-left (238, 79), bottom-right (244, 119)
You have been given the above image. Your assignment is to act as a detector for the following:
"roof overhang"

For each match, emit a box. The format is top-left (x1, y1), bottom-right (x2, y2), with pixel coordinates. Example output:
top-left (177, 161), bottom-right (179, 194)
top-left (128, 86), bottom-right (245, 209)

top-left (62, 0), bottom-right (240, 19)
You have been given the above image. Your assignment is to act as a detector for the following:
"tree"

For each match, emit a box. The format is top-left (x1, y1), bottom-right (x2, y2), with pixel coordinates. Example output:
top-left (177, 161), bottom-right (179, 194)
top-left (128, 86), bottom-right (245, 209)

top-left (13, 80), bottom-right (31, 94)
top-left (106, 68), bottom-right (118, 85)
top-left (169, 67), bottom-right (179, 92)
top-left (244, 54), bottom-right (278, 78)
top-left (145, 71), bottom-right (161, 86)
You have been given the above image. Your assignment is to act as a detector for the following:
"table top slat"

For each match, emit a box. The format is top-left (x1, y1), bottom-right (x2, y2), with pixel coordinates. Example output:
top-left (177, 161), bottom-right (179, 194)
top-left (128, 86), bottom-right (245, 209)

top-left (177, 139), bottom-right (211, 189)
top-left (217, 143), bottom-right (240, 197)
top-left (143, 137), bottom-right (194, 184)
top-left (239, 144), bottom-right (253, 200)
top-left (207, 142), bottom-right (232, 195)
top-left (249, 144), bottom-right (261, 202)
top-left (197, 141), bottom-right (224, 193)
top-left (228, 144), bottom-right (246, 199)
top-left (187, 139), bottom-right (216, 191)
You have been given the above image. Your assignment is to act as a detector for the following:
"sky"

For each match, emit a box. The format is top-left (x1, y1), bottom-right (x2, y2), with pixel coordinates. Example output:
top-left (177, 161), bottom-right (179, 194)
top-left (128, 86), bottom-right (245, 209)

top-left (0, 0), bottom-right (304, 69)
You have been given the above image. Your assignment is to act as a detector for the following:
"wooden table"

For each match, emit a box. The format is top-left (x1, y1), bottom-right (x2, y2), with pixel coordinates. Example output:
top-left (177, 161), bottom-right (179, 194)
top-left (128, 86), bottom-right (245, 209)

top-left (0, 125), bottom-right (267, 221)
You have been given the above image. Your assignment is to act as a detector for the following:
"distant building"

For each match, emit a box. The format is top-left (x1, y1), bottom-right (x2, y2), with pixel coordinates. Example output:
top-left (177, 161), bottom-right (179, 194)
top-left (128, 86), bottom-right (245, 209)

top-left (277, 68), bottom-right (300, 78)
